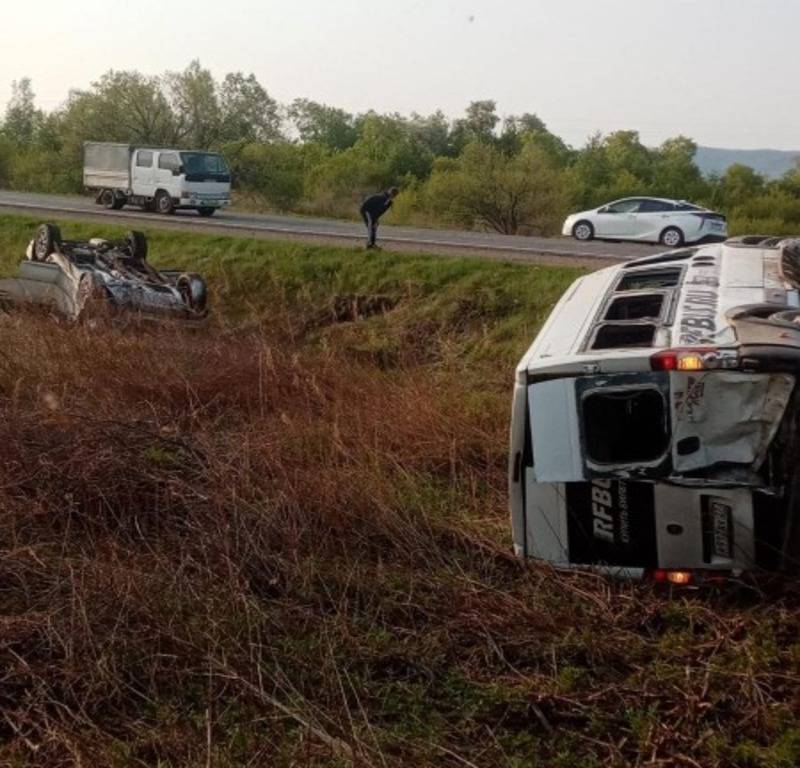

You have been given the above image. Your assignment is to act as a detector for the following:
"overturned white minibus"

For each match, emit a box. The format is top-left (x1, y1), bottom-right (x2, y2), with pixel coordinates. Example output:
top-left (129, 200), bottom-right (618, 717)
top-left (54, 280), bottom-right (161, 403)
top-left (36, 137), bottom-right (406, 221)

top-left (509, 237), bottom-right (800, 580)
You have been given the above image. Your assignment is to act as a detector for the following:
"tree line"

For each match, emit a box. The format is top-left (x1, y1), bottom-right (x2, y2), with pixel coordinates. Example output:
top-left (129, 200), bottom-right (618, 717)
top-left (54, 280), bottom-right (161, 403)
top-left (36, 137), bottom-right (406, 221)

top-left (2, 61), bottom-right (800, 236)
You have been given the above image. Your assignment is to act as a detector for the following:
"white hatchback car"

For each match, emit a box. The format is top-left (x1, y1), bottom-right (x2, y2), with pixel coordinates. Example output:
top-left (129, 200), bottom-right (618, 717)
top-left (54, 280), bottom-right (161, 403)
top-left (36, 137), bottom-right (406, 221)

top-left (563, 197), bottom-right (727, 247)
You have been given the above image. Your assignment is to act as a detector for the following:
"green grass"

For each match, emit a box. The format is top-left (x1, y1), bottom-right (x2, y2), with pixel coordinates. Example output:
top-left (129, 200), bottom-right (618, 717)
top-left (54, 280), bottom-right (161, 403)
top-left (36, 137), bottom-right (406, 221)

top-left (2, 211), bottom-right (800, 768)
top-left (0, 213), bottom-right (582, 365)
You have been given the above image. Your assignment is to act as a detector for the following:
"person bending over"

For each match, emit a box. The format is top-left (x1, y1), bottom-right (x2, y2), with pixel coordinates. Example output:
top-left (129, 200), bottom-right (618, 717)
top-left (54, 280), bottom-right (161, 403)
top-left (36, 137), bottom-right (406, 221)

top-left (359, 187), bottom-right (398, 249)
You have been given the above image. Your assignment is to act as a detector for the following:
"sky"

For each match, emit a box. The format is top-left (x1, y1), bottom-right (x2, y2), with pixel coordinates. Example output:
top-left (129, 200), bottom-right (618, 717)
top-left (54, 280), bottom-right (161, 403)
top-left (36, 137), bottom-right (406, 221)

top-left (2, 0), bottom-right (799, 150)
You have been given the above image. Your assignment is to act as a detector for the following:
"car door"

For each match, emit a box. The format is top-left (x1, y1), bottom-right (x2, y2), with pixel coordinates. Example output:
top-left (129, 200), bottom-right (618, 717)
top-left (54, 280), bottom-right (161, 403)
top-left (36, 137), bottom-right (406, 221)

top-left (131, 149), bottom-right (155, 196)
top-left (156, 151), bottom-right (181, 199)
top-left (594, 199), bottom-right (643, 237)
top-left (633, 199), bottom-right (675, 240)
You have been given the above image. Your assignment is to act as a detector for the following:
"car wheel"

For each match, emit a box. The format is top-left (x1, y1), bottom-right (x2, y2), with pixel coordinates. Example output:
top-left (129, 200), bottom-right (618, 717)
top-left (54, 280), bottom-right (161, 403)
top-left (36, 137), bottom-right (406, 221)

top-left (32, 223), bottom-right (62, 261)
top-left (100, 188), bottom-right (116, 210)
top-left (124, 230), bottom-right (148, 261)
top-left (155, 190), bottom-right (174, 215)
top-left (572, 220), bottom-right (594, 241)
top-left (660, 227), bottom-right (684, 248)
top-left (769, 310), bottom-right (800, 327)
top-left (197, 207), bottom-right (215, 217)
top-left (177, 273), bottom-right (208, 314)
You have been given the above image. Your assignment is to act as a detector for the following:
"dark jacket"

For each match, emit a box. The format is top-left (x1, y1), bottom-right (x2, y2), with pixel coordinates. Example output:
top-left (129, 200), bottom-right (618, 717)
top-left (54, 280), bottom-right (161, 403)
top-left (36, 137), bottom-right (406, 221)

top-left (360, 192), bottom-right (393, 220)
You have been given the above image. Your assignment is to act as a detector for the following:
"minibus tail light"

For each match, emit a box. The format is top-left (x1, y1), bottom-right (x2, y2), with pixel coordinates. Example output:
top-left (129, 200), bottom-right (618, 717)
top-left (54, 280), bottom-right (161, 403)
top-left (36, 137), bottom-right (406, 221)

top-left (650, 348), bottom-right (738, 372)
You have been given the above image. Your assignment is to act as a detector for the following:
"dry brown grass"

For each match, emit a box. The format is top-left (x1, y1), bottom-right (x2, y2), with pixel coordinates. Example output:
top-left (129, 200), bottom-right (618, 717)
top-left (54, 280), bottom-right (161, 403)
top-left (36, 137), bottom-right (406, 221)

top-left (1, 310), bottom-right (800, 768)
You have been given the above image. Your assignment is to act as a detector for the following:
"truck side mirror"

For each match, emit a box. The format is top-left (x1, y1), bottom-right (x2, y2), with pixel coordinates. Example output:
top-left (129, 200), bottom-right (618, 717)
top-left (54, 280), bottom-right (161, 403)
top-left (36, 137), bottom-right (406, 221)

top-left (172, 167), bottom-right (182, 176)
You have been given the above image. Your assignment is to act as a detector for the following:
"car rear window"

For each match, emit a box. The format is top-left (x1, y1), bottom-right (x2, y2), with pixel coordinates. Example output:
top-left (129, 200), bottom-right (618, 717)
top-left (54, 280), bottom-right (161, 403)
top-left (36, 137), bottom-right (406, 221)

top-left (605, 294), bottom-right (663, 321)
top-left (591, 324), bottom-right (656, 350)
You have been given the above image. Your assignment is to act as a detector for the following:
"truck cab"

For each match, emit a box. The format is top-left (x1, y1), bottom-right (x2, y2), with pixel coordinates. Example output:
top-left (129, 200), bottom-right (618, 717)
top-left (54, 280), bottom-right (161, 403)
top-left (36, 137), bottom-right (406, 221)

top-left (509, 238), bottom-right (800, 580)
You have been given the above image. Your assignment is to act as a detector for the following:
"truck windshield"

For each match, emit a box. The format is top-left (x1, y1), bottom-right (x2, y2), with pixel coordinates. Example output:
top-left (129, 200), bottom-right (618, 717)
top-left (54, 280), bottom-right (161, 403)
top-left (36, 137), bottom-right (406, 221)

top-left (179, 152), bottom-right (230, 179)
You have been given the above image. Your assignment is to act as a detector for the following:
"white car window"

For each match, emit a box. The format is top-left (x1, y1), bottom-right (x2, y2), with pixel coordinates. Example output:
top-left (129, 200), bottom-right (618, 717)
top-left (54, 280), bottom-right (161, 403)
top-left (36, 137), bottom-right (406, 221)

top-left (605, 199), bottom-right (642, 214)
top-left (638, 199), bottom-right (675, 213)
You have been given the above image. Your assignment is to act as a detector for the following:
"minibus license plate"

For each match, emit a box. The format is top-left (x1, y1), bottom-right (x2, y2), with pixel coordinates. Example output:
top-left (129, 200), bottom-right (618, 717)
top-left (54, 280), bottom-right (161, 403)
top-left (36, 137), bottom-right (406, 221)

top-left (710, 500), bottom-right (732, 558)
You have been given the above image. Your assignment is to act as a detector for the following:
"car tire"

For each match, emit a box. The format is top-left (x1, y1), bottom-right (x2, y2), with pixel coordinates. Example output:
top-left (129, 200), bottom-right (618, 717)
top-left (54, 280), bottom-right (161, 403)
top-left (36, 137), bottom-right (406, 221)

top-left (124, 230), bottom-right (148, 261)
top-left (32, 223), bottom-right (62, 261)
top-left (572, 221), bottom-right (594, 241)
top-left (660, 227), bottom-right (684, 248)
top-left (197, 207), bottom-right (215, 217)
top-left (155, 190), bottom-right (175, 215)
top-left (177, 273), bottom-right (208, 314)
top-left (769, 310), bottom-right (800, 327)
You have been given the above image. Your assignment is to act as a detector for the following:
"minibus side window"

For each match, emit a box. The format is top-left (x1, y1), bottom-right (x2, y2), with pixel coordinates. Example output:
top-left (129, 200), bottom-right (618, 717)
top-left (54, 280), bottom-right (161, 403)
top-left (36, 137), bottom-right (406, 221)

top-left (617, 268), bottom-right (681, 291)
top-left (605, 294), bottom-right (663, 321)
top-left (592, 324), bottom-right (656, 349)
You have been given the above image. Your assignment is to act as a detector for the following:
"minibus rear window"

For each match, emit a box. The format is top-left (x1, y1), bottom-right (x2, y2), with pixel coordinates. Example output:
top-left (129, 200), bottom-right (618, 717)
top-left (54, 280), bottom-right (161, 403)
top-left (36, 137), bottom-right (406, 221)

top-left (617, 268), bottom-right (681, 291)
top-left (592, 323), bottom-right (656, 349)
top-left (605, 294), bottom-right (663, 321)
top-left (583, 388), bottom-right (669, 464)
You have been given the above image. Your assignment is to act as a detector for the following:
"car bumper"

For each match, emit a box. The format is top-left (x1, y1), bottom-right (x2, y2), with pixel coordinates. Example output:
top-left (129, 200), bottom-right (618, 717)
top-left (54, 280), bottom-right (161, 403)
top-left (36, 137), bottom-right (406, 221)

top-left (177, 197), bottom-right (231, 209)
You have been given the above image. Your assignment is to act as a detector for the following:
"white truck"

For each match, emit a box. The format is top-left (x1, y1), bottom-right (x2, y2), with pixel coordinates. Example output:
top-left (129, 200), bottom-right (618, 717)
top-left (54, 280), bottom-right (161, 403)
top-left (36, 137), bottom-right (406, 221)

top-left (83, 142), bottom-right (232, 217)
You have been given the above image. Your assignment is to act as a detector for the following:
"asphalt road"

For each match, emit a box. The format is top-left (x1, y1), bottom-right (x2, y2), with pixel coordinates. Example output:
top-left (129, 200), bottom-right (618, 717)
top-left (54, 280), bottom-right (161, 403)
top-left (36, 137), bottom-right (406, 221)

top-left (0, 189), bottom-right (657, 264)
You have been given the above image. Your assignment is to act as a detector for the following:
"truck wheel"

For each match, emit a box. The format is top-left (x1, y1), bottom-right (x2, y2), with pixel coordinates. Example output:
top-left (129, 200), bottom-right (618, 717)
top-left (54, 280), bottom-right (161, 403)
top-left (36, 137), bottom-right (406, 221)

top-left (198, 207), bottom-right (215, 217)
top-left (32, 223), bottom-right (62, 261)
top-left (100, 189), bottom-right (116, 209)
top-left (124, 230), bottom-right (148, 261)
top-left (155, 190), bottom-right (175, 215)
top-left (100, 189), bottom-right (126, 210)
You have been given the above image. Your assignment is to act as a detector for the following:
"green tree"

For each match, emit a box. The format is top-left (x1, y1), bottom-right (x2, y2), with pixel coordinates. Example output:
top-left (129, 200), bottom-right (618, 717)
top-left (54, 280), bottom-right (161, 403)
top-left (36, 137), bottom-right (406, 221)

top-left (721, 163), bottom-right (766, 207)
top-left (408, 110), bottom-right (454, 158)
top-left (424, 141), bottom-right (568, 235)
top-left (602, 130), bottom-right (653, 183)
top-left (166, 60), bottom-right (221, 147)
top-left (60, 70), bottom-right (177, 145)
top-left (652, 136), bottom-right (705, 200)
top-left (452, 100), bottom-right (500, 149)
top-left (219, 73), bottom-right (281, 142)
top-left (223, 140), bottom-right (321, 211)
top-left (3, 78), bottom-right (42, 143)
top-left (356, 112), bottom-right (433, 179)
top-left (288, 99), bottom-right (358, 150)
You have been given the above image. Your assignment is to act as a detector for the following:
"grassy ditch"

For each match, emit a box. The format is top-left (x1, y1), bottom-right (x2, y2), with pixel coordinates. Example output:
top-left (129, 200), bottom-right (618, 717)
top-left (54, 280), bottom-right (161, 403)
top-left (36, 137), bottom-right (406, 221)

top-left (1, 214), bottom-right (800, 767)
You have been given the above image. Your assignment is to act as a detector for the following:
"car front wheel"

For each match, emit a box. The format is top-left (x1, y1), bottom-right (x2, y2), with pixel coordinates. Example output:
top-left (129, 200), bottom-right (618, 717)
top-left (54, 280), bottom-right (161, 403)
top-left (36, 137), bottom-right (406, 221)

top-left (660, 227), bottom-right (684, 248)
top-left (572, 221), bottom-right (594, 241)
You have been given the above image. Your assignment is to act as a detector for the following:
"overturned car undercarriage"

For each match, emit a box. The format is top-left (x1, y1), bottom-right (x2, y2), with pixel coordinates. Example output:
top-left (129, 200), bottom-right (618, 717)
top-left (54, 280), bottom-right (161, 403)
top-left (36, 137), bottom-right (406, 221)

top-left (0, 223), bottom-right (208, 322)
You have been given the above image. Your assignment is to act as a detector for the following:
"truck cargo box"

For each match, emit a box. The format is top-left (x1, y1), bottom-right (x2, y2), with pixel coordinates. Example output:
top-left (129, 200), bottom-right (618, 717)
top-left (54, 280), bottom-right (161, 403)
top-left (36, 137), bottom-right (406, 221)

top-left (83, 142), bottom-right (132, 192)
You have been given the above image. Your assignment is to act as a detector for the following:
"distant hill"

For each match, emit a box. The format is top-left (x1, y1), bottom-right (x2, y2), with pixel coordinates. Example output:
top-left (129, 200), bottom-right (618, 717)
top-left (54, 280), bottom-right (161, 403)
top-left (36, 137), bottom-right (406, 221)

top-left (695, 146), bottom-right (799, 179)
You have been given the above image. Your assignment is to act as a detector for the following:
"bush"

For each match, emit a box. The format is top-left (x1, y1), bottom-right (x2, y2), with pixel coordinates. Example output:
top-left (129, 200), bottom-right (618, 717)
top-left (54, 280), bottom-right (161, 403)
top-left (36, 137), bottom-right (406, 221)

top-left (423, 142), bottom-right (569, 235)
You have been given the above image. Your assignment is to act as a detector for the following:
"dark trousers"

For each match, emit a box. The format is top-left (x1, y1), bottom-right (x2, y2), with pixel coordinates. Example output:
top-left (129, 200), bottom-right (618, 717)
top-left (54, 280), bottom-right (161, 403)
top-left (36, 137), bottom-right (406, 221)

top-left (361, 210), bottom-right (377, 247)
